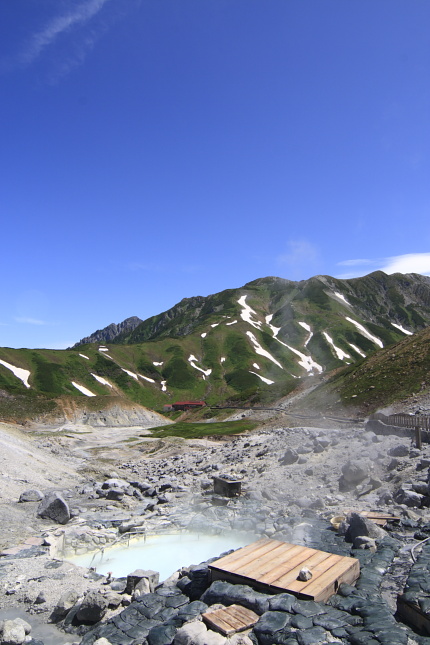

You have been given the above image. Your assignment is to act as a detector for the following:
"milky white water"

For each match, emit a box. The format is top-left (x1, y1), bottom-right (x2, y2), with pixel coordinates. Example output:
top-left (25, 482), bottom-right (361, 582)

top-left (69, 532), bottom-right (255, 581)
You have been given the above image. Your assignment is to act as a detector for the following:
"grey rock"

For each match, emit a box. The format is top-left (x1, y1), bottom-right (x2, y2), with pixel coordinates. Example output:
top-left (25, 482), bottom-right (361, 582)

top-left (341, 460), bottom-right (370, 485)
top-left (394, 487), bottom-right (424, 507)
top-left (37, 492), bottom-right (70, 524)
top-left (0, 620), bottom-right (26, 644)
top-left (345, 512), bottom-right (386, 542)
top-left (126, 568), bottom-right (159, 594)
top-left (280, 448), bottom-right (299, 465)
top-left (76, 590), bottom-right (108, 623)
top-left (388, 444), bottom-right (409, 457)
top-left (51, 589), bottom-right (80, 620)
top-left (18, 489), bottom-right (43, 503)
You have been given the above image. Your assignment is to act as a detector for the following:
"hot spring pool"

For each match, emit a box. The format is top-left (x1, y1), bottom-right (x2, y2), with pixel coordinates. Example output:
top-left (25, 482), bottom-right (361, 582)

top-left (69, 532), bottom-right (255, 581)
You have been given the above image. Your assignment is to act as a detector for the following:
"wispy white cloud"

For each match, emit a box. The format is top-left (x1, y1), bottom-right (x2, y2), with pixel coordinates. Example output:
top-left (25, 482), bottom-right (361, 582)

top-left (277, 240), bottom-right (320, 279)
top-left (1, 0), bottom-right (114, 77)
top-left (336, 252), bottom-right (430, 278)
top-left (15, 317), bottom-right (47, 326)
top-left (21, 0), bottom-right (110, 66)
top-left (337, 258), bottom-right (375, 267)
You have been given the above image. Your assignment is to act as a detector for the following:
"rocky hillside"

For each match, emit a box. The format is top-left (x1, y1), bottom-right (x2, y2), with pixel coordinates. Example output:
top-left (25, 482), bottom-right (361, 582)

top-left (74, 316), bottom-right (143, 346)
top-left (1, 271), bottom-right (430, 423)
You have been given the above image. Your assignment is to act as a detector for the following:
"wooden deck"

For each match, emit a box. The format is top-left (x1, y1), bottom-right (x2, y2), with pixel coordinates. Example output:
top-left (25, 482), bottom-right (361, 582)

top-left (202, 605), bottom-right (259, 635)
top-left (345, 510), bottom-right (400, 527)
top-left (209, 538), bottom-right (360, 603)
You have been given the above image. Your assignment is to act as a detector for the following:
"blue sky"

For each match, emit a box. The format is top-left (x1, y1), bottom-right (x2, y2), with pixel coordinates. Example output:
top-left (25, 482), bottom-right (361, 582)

top-left (1, 0), bottom-right (429, 349)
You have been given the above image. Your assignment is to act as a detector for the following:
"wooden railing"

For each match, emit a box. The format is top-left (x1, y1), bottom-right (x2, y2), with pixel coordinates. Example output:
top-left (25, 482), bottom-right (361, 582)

top-left (368, 412), bottom-right (430, 447)
top-left (370, 412), bottom-right (430, 431)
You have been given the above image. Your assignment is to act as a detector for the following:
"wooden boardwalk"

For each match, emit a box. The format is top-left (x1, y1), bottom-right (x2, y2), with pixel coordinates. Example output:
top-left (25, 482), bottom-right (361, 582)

top-left (202, 605), bottom-right (259, 636)
top-left (209, 538), bottom-right (360, 603)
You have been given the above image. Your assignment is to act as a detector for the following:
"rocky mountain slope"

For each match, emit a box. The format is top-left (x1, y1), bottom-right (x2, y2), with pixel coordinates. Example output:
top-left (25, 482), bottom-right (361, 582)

top-left (74, 316), bottom-right (143, 346)
top-left (1, 271), bottom-right (430, 423)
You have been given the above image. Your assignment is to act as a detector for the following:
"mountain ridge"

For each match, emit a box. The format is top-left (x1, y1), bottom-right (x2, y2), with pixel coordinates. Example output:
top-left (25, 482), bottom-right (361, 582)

top-left (1, 271), bottom-right (430, 423)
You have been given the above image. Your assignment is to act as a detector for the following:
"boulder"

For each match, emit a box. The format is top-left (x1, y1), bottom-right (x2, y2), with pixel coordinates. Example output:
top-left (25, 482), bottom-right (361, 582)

top-left (279, 448), bottom-right (299, 465)
top-left (126, 568), bottom-right (159, 594)
top-left (76, 590), bottom-right (108, 624)
top-left (388, 444), bottom-right (409, 457)
top-left (0, 618), bottom-right (28, 645)
top-left (394, 487), bottom-right (424, 507)
top-left (201, 580), bottom-right (271, 615)
top-left (174, 621), bottom-right (226, 645)
top-left (18, 489), bottom-right (43, 502)
top-left (345, 513), bottom-right (386, 542)
top-left (37, 492), bottom-right (70, 524)
top-left (341, 460), bottom-right (370, 484)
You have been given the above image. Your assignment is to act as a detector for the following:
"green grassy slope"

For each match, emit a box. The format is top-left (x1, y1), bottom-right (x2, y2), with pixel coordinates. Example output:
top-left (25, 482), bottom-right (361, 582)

top-left (1, 272), bottom-right (430, 422)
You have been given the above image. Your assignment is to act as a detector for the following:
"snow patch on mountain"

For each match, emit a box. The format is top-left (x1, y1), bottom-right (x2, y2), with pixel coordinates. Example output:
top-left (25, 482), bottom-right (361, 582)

top-left (72, 382), bottom-right (96, 397)
top-left (298, 321), bottom-right (313, 347)
top-left (161, 380), bottom-right (167, 392)
top-left (201, 332), bottom-right (207, 338)
top-left (238, 295), bottom-right (262, 329)
top-left (246, 331), bottom-right (283, 369)
top-left (265, 314), bottom-right (281, 337)
top-left (392, 323), bottom-right (413, 336)
top-left (79, 354), bottom-right (90, 360)
top-left (153, 361), bottom-right (163, 366)
top-left (188, 355), bottom-right (212, 378)
top-left (347, 343), bottom-right (366, 358)
top-left (249, 371), bottom-right (275, 385)
top-left (139, 374), bottom-right (156, 383)
top-left (91, 373), bottom-right (112, 387)
top-left (0, 359), bottom-right (31, 388)
top-left (323, 332), bottom-right (351, 361)
top-left (333, 291), bottom-right (350, 305)
top-left (345, 317), bottom-right (384, 348)
top-left (121, 368), bottom-right (139, 381)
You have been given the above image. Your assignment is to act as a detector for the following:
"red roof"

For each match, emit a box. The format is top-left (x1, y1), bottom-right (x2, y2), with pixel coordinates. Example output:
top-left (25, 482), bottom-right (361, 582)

top-left (173, 400), bottom-right (205, 405)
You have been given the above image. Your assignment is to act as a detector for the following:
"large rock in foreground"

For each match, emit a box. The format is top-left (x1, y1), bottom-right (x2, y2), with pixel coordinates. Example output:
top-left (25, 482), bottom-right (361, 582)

top-left (37, 492), bottom-right (70, 524)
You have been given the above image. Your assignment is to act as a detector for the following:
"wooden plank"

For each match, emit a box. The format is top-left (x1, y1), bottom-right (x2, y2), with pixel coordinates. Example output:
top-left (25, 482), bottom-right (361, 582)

top-left (202, 605), bottom-right (259, 636)
top-left (258, 546), bottom-right (320, 585)
top-left (235, 543), bottom-right (303, 579)
top-left (397, 596), bottom-right (430, 635)
top-left (212, 539), bottom-right (285, 573)
top-left (269, 551), bottom-right (340, 589)
top-left (283, 553), bottom-right (342, 593)
top-left (300, 556), bottom-right (360, 601)
top-left (209, 539), bottom-right (360, 603)
top-left (210, 538), bottom-right (274, 569)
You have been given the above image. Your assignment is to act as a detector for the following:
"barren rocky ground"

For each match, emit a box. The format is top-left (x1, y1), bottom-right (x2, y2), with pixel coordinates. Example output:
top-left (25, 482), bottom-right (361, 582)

top-left (1, 394), bottom-right (430, 644)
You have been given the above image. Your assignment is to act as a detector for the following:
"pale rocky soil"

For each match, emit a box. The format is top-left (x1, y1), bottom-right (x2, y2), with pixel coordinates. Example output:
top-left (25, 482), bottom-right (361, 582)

top-left (1, 391), bottom-right (430, 642)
